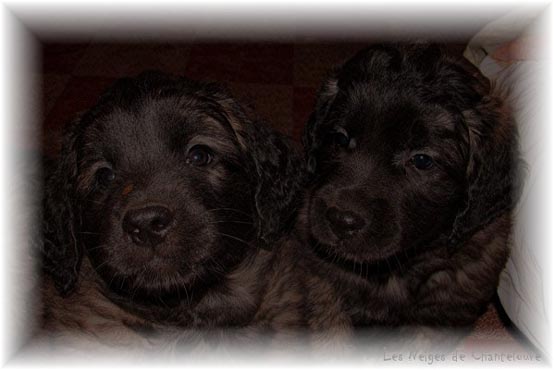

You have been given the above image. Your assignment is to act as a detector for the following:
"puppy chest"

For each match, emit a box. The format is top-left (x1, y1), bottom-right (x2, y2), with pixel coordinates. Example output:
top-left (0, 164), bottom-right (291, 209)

top-left (347, 275), bottom-right (411, 325)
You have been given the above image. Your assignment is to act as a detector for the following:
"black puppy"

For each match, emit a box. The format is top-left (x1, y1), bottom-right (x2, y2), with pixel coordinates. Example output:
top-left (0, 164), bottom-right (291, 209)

top-left (40, 71), bottom-right (304, 351)
top-left (293, 43), bottom-right (520, 347)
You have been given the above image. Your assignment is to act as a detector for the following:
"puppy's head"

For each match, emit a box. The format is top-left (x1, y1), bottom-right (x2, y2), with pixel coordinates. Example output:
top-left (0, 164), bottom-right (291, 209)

top-left (43, 71), bottom-right (304, 301)
top-left (303, 43), bottom-right (519, 265)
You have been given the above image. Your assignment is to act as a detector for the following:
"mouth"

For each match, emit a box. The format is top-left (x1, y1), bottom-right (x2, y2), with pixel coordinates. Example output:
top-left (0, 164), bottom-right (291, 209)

top-left (87, 230), bottom-right (247, 307)
top-left (307, 233), bottom-right (414, 281)
top-left (92, 253), bottom-right (221, 308)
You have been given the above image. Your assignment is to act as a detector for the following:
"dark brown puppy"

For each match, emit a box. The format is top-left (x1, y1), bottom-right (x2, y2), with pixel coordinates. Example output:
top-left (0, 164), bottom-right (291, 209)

top-left (39, 71), bottom-right (304, 351)
top-left (285, 43), bottom-right (521, 348)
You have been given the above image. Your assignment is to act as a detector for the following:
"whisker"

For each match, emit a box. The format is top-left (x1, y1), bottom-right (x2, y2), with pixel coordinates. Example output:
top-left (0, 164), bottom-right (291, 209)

top-left (383, 254), bottom-right (393, 272)
top-left (82, 199), bottom-right (108, 206)
top-left (86, 245), bottom-right (105, 252)
top-left (207, 220), bottom-right (254, 225)
top-left (158, 292), bottom-right (170, 309)
top-left (119, 275), bottom-right (128, 292)
top-left (216, 232), bottom-right (251, 247)
top-left (91, 259), bottom-right (110, 273)
top-left (130, 266), bottom-right (148, 305)
top-left (393, 254), bottom-right (404, 274)
top-left (204, 208), bottom-right (253, 218)
top-left (168, 275), bottom-right (181, 305)
top-left (175, 271), bottom-right (191, 306)
top-left (362, 262), bottom-right (368, 279)
top-left (204, 258), bottom-right (227, 277)
top-left (106, 272), bottom-right (120, 291)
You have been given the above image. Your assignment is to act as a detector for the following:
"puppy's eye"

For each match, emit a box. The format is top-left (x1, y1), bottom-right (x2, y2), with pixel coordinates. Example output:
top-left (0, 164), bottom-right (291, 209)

top-left (332, 132), bottom-right (350, 147)
top-left (186, 145), bottom-right (213, 167)
top-left (411, 154), bottom-right (434, 170)
top-left (328, 127), bottom-right (353, 149)
top-left (96, 167), bottom-right (116, 186)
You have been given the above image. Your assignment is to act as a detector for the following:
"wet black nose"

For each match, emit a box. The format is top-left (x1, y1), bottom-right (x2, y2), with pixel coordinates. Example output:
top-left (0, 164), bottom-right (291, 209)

top-left (122, 206), bottom-right (173, 246)
top-left (326, 207), bottom-right (366, 238)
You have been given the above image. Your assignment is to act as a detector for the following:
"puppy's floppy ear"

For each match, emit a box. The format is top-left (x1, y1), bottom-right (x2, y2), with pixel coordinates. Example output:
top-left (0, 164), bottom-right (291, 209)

top-left (245, 124), bottom-right (306, 247)
top-left (448, 93), bottom-right (522, 247)
top-left (303, 70), bottom-right (340, 174)
top-left (217, 96), bottom-right (306, 248)
top-left (42, 118), bottom-right (84, 296)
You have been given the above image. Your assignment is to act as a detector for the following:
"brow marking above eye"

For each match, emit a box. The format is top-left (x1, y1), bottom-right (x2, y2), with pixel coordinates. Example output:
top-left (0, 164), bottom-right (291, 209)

top-left (122, 183), bottom-right (134, 196)
top-left (215, 100), bottom-right (248, 150)
top-left (186, 134), bottom-right (236, 157)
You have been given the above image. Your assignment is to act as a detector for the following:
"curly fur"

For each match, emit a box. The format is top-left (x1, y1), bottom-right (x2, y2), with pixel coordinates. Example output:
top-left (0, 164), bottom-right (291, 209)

top-left (40, 71), bottom-right (305, 349)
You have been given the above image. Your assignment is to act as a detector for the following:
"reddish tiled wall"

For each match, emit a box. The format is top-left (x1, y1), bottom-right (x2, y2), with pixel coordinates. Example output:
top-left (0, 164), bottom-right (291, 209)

top-left (41, 40), bottom-right (465, 157)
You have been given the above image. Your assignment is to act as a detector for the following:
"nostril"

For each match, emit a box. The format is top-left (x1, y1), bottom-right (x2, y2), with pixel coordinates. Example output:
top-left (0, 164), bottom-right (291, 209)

top-left (342, 214), bottom-right (356, 226)
top-left (150, 216), bottom-right (170, 232)
top-left (326, 207), bottom-right (366, 237)
top-left (130, 227), bottom-right (146, 244)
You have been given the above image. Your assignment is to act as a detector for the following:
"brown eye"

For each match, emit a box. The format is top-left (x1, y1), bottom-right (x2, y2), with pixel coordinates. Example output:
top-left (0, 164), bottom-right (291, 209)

top-left (96, 167), bottom-right (115, 186)
top-left (186, 145), bottom-right (213, 167)
top-left (332, 132), bottom-right (350, 147)
top-left (411, 154), bottom-right (434, 170)
top-left (327, 127), bottom-right (353, 149)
